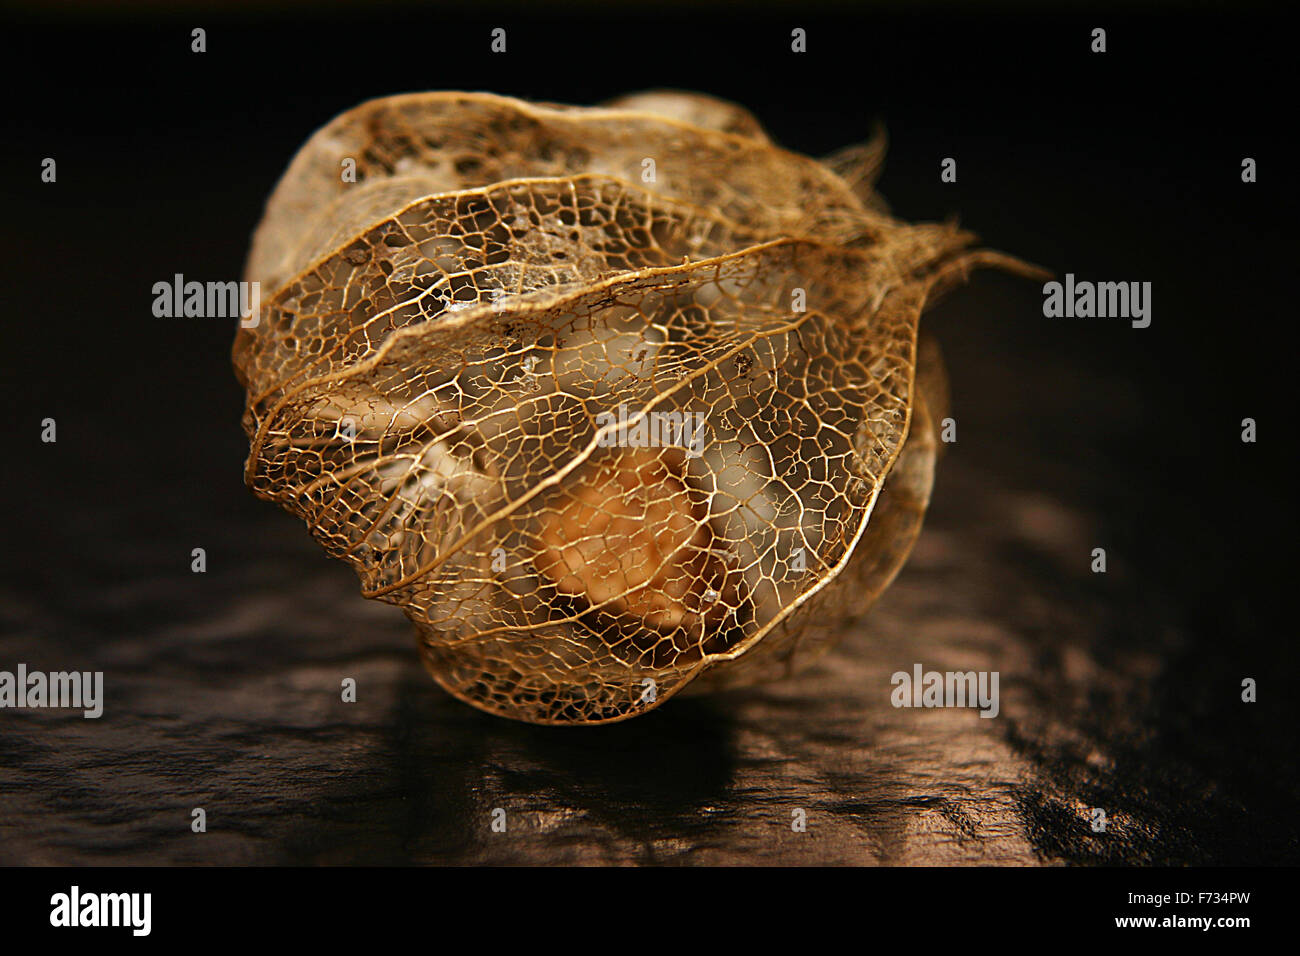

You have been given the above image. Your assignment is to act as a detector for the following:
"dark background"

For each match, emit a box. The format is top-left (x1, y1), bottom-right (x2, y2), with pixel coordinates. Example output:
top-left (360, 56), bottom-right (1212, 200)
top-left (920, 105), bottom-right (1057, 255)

top-left (0, 3), bottom-right (1295, 865)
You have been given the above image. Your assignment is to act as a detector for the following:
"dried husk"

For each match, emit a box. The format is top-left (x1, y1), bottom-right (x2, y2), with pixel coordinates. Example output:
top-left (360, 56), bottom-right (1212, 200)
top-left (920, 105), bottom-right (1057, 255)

top-left (234, 91), bottom-right (1041, 724)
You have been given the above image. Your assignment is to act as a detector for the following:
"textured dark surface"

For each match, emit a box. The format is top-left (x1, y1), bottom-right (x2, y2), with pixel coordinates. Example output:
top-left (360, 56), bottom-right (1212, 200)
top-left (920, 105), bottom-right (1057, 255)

top-left (1, 10), bottom-right (1295, 866)
top-left (2, 274), bottom-right (1295, 866)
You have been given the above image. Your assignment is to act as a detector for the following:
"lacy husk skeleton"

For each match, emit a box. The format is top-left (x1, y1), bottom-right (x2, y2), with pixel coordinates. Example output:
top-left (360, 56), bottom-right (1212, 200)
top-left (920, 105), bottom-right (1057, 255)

top-left (234, 91), bottom-right (1039, 724)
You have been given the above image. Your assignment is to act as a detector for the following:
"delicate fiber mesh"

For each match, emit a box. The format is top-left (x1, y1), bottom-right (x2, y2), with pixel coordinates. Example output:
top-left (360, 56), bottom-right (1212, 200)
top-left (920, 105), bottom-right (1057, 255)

top-left (234, 90), bottom-right (1037, 724)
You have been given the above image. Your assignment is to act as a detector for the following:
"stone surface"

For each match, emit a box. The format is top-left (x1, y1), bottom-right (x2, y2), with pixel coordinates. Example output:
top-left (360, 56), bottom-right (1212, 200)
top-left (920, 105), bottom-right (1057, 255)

top-left (2, 278), bottom-right (1293, 865)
